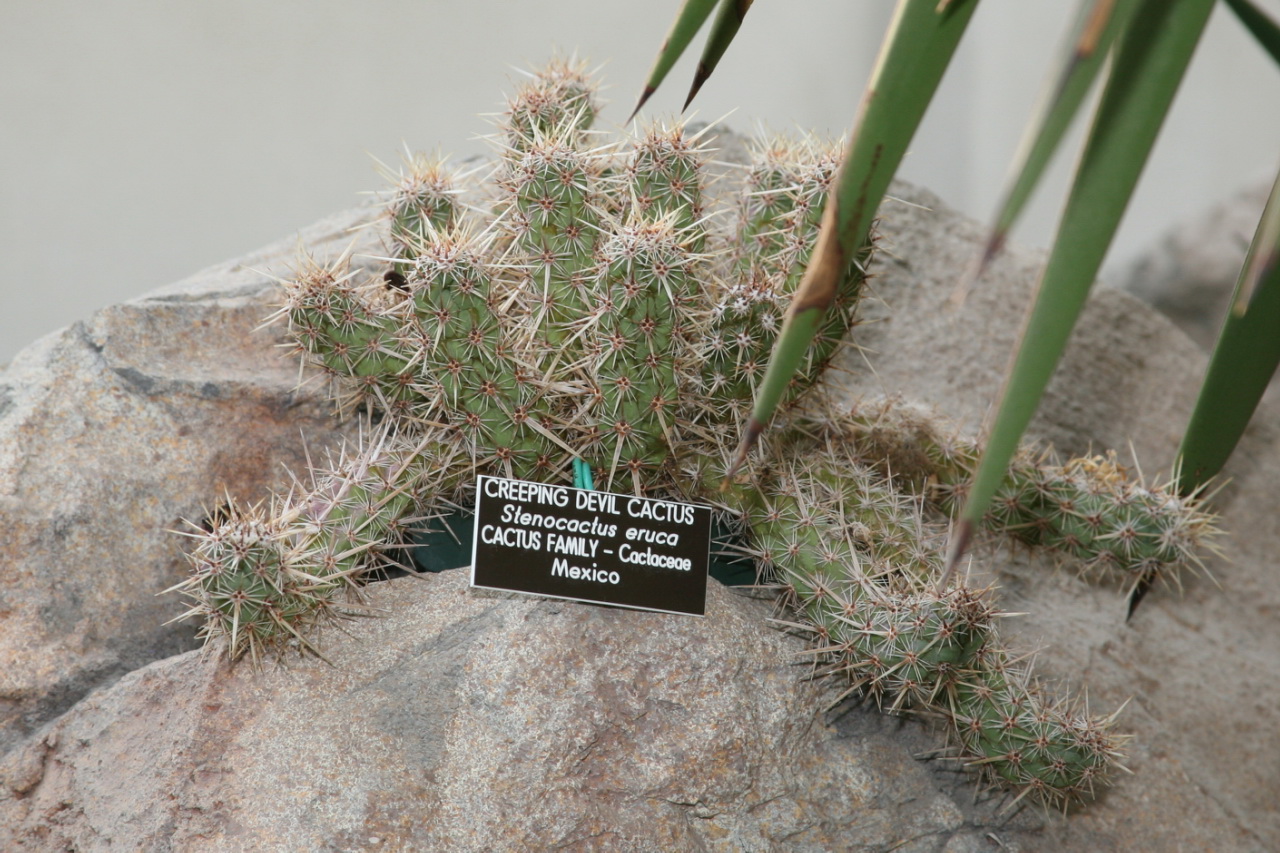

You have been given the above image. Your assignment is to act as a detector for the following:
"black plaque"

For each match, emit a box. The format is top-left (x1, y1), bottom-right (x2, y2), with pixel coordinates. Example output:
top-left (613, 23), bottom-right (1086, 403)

top-left (470, 475), bottom-right (711, 616)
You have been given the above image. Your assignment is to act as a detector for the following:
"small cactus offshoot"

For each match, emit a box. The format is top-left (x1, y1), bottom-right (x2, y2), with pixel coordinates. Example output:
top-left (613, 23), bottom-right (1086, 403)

top-left (171, 60), bottom-right (1217, 807)
top-left (796, 396), bottom-right (1218, 591)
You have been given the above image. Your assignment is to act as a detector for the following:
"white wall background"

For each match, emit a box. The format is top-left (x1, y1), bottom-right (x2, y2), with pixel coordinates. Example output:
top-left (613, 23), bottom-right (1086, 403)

top-left (3, 1), bottom-right (1279, 364)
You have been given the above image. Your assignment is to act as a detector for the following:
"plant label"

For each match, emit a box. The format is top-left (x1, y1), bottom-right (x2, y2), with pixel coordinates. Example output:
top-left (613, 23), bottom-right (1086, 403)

top-left (470, 475), bottom-right (711, 615)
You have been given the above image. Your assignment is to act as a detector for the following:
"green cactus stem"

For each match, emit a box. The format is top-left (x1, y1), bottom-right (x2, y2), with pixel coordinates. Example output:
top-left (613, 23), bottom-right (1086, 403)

top-left (728, 448), bottom-right (1124, 807)
top-left (170, 499), bottom-right (336, 664)
top-left (797, 396), bottom-right (1218, 589)
top-left (171, 426), bottom-right (461, 662)
top-left (383, 152), bottom-right (460, 259)
top-left (700, 135), bottom-right (865, 417)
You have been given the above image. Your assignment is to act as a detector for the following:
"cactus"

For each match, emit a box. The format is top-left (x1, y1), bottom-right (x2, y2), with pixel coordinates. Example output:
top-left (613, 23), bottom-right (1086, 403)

top-left (705, 135), bottom-right (856, 414)
top-left (171, 60), bottom-right (1217, 806)
top-left (731, 432), bottom-right (1125, 806)
top-left (172, 498), bottom-right (321, 664)
top-left (170, 426), bottom-right (461, 661)
top-left (382, 152), bottom-right (460, 259)
top-left (795, 396), bottom-right (1218, 590)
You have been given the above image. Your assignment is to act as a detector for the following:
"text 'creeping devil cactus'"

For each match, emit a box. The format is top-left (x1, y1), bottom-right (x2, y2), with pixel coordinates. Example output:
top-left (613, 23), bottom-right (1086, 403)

top-left (171, 59), bottom-right (1217, 807)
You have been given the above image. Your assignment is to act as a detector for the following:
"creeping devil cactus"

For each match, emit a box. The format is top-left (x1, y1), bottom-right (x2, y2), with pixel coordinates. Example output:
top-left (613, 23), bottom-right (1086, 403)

top-left (171, 60), bottom-right (1216, 806)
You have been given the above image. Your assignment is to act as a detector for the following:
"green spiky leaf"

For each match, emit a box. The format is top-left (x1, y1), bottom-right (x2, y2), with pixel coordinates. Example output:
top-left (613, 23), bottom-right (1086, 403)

top-left (684, 0), bottom-right (755, 110)
top-left (967, 0), bottom-right (1143, 280)
top-left (631, 0), bottom-right (720, 119)
top-left (1176, 166), bottom-right (1280, 492)
top-left (730, 0), bottom-right (980, 473)
top-left (1224, 0), bottom-right (1280, 67)
top-left (948, 0), bottom-right (1216, 573)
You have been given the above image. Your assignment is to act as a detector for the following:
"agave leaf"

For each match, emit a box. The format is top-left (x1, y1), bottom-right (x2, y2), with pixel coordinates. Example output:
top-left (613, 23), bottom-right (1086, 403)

top-left (630, 0), bottom-right (720, 120)
top-left (945, 0), bottom-right (1217, 577)
top-left (1224, 0), bottom-right (1280, 67)
top-left (727, 0), bottom-right (981, 473)
top-left (1235, 161), bottom-right (1280, 314)
top-left (1129, 166), bottom-right (1280, 617)
top-left (963, 0), bottom-right (1143, 285)
top-left (684, 0), bottom-right (755, 110)
top-left (1177, 166), bottom-right (1280, 491)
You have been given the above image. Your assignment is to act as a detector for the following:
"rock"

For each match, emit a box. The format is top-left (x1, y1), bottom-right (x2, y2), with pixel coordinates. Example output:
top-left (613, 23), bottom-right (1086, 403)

top-left (0, 572), bottom-right (1252, 852)
top-left (1117, 178), bottom-right (1269, 349)
top-left (1, 179), bottom-right (1278, 849)
top-left (0, 206), bottom-right (380, 753)
top-left (0, 576), bottom-right (952, 851)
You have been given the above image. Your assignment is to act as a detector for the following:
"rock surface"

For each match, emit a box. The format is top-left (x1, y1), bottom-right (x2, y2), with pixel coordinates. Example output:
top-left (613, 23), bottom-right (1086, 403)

top-left (0, 206), bottom-right (378, 754)
top-left (1117, 177), bottom-right (1269, 349)
top-left (0, 575), bottom-right (975, 851)
top-left (1, 176), bottom-right (1278, 850)
top-left (841, 186), bottom-right (1280, 850)
top-left (0, 569), bottom-right (1261, 853)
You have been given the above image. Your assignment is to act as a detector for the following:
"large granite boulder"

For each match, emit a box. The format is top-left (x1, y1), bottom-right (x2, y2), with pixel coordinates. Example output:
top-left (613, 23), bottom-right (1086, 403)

top-left (0, 207), bottom-right (377, 754)
top-left (0, 568), bottom-right (1257, 853)
top-left (1, 178), bottom-right (1277, 849)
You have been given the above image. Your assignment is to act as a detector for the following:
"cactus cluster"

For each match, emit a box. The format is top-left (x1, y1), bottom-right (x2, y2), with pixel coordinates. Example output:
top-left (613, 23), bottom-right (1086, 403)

top-left (171, 60), bottom-right (1216, 806)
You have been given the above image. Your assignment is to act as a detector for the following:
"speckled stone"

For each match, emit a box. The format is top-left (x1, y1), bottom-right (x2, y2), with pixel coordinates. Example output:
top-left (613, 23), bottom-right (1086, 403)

top-left (0, 207), bottom-right (375, 754)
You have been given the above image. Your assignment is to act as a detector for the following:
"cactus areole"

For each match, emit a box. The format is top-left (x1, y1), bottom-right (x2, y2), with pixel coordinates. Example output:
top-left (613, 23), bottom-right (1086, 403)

top-left (171, 59), bottom-right (1217, 807)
